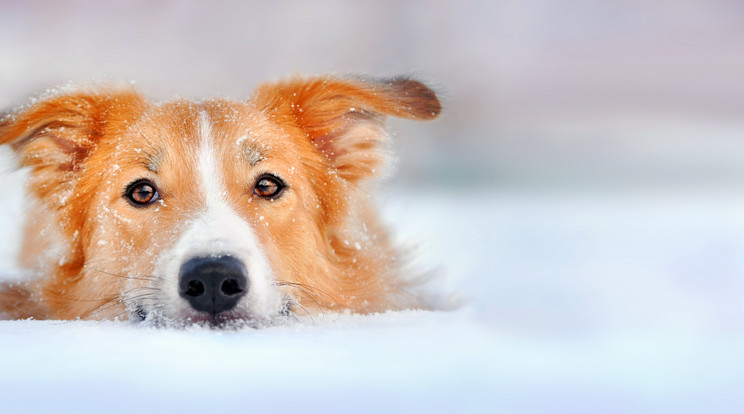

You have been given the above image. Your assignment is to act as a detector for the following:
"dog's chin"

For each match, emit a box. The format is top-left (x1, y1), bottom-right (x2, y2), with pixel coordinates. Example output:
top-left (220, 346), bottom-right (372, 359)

top-left (132, 305), bottom-right (291, 329)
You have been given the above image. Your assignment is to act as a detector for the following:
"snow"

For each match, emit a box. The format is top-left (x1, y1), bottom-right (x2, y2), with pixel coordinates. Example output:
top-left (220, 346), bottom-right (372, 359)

top-left (0, 312), bottom-right (493, 413)
top-left (0, 310), bottom-right (736, 414)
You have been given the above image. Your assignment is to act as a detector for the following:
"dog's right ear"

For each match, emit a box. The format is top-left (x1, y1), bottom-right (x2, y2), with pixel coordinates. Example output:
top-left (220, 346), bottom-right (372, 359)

top-left (0, 87), bottom-right (145, 206)
top-left (251, 75), bottom-right (441, 184)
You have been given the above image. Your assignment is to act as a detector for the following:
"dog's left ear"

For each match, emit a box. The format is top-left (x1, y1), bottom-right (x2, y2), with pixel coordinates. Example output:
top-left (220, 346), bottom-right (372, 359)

top-left (0, 87), bottom-right (145, 207)
top-left (252, 75), bottom-right (441, 182)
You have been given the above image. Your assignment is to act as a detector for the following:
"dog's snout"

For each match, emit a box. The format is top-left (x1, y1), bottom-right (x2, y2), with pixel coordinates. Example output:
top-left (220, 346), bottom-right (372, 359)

top-left (178, 256), bottom-right (248, 314)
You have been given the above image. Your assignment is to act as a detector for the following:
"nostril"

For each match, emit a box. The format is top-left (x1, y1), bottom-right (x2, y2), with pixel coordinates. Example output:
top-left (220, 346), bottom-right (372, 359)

top-left (185, 280), bottom-right (205, 297)
top-left (221, 278), bottom-right (244, 296)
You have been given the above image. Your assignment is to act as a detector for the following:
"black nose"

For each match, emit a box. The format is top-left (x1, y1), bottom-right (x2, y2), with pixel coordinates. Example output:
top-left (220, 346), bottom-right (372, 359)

top-left (178, 256), bottom-right (248, 315)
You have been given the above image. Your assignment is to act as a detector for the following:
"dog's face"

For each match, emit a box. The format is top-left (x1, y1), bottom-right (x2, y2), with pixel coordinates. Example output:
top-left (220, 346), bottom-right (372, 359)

top-left (86, 100), bottom-right (314, 324)
top-left (0, 76), bottom-right (440, 325)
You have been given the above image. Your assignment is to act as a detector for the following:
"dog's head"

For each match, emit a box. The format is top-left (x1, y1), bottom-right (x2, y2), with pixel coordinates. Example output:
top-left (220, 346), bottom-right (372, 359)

top-left (0, 75), bottom-right (440, 326)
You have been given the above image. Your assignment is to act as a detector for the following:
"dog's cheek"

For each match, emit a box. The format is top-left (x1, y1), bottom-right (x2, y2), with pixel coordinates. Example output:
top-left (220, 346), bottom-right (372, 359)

top-left (84, 195), bottom-right (163, 278)
top-left (253, 206), bottom-right (341, 310)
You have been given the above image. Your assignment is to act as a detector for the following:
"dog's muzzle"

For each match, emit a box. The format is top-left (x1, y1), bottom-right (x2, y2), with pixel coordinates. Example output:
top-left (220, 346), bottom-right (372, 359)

top-left (178, 256), bottom-right (248, 315)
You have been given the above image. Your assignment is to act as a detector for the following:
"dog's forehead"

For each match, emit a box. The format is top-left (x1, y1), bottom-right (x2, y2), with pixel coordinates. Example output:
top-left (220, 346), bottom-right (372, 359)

top-left (119, 98), bottom-right (289, 164)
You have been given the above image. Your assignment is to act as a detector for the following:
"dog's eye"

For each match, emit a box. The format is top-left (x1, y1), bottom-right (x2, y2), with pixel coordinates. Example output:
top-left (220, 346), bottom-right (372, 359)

top-left (254, 175), bottom-right (285, 199)
top-left (125, 180), bottom-right (159, 206)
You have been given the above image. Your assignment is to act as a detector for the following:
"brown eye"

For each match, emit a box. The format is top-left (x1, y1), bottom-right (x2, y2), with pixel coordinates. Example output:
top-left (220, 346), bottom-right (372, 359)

top-left (125, 180), bottom-right (159, 206)
top-left (254, 175), bottom-right (285, 199)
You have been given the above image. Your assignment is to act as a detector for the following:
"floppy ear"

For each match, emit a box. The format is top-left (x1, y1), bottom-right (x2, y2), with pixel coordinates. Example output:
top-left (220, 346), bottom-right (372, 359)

top-left (0, 87), bottom-right (145, 207)
top-left (251, 75), bottom-right (441, 182)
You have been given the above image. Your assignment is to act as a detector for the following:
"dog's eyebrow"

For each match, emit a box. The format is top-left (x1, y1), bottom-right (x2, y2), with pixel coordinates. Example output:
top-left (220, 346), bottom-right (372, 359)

top-left (142, 147), bottom-right (164, 173)
top-left (238, 136), bottom-right (265, 167)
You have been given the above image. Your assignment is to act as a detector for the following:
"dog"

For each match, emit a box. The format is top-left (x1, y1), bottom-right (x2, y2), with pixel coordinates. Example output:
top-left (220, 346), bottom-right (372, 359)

top-left (0, 74), bottom-right (441, 326)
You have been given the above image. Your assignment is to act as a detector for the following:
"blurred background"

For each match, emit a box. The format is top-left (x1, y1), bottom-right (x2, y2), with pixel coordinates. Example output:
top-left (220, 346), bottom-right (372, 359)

top-left (1, 0), bottom-right (744, 411)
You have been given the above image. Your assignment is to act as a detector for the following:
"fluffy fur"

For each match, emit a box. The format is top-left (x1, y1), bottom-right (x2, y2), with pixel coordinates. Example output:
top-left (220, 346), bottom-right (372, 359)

top-left (0, 74), bottom-right (441, 326)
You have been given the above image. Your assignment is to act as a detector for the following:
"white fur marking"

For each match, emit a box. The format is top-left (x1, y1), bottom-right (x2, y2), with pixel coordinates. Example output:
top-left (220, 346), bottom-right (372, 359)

top-left (198, 112), bottom-right (225, 209)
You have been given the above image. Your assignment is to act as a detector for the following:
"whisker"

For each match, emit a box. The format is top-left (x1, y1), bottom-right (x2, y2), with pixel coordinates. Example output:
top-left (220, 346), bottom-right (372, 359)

top-left (276, 280), bottom-right (340, 311)
top-left (82, 291), bottom-right (160, 319)
top-left (122, 286), bottom-right (162, 293)
top-left (289, 301), bottom-right (314, 325)
top-left (275, 281), bottom-right (347, 323)
top-left (278, 280), bottom-right (338, 304)
top-left (276, 282), bottom-right (324, 311)
top-left (52, 253), bottom-right (161, 282)
top-left (79, 297), bottom-right (119, 319)
top-left (42, 287), bottom-right (118, 304)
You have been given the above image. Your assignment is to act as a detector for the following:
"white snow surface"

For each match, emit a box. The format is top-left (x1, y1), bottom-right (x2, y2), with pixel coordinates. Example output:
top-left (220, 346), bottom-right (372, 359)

top-left (1, 153), bottom-right (743, 413)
